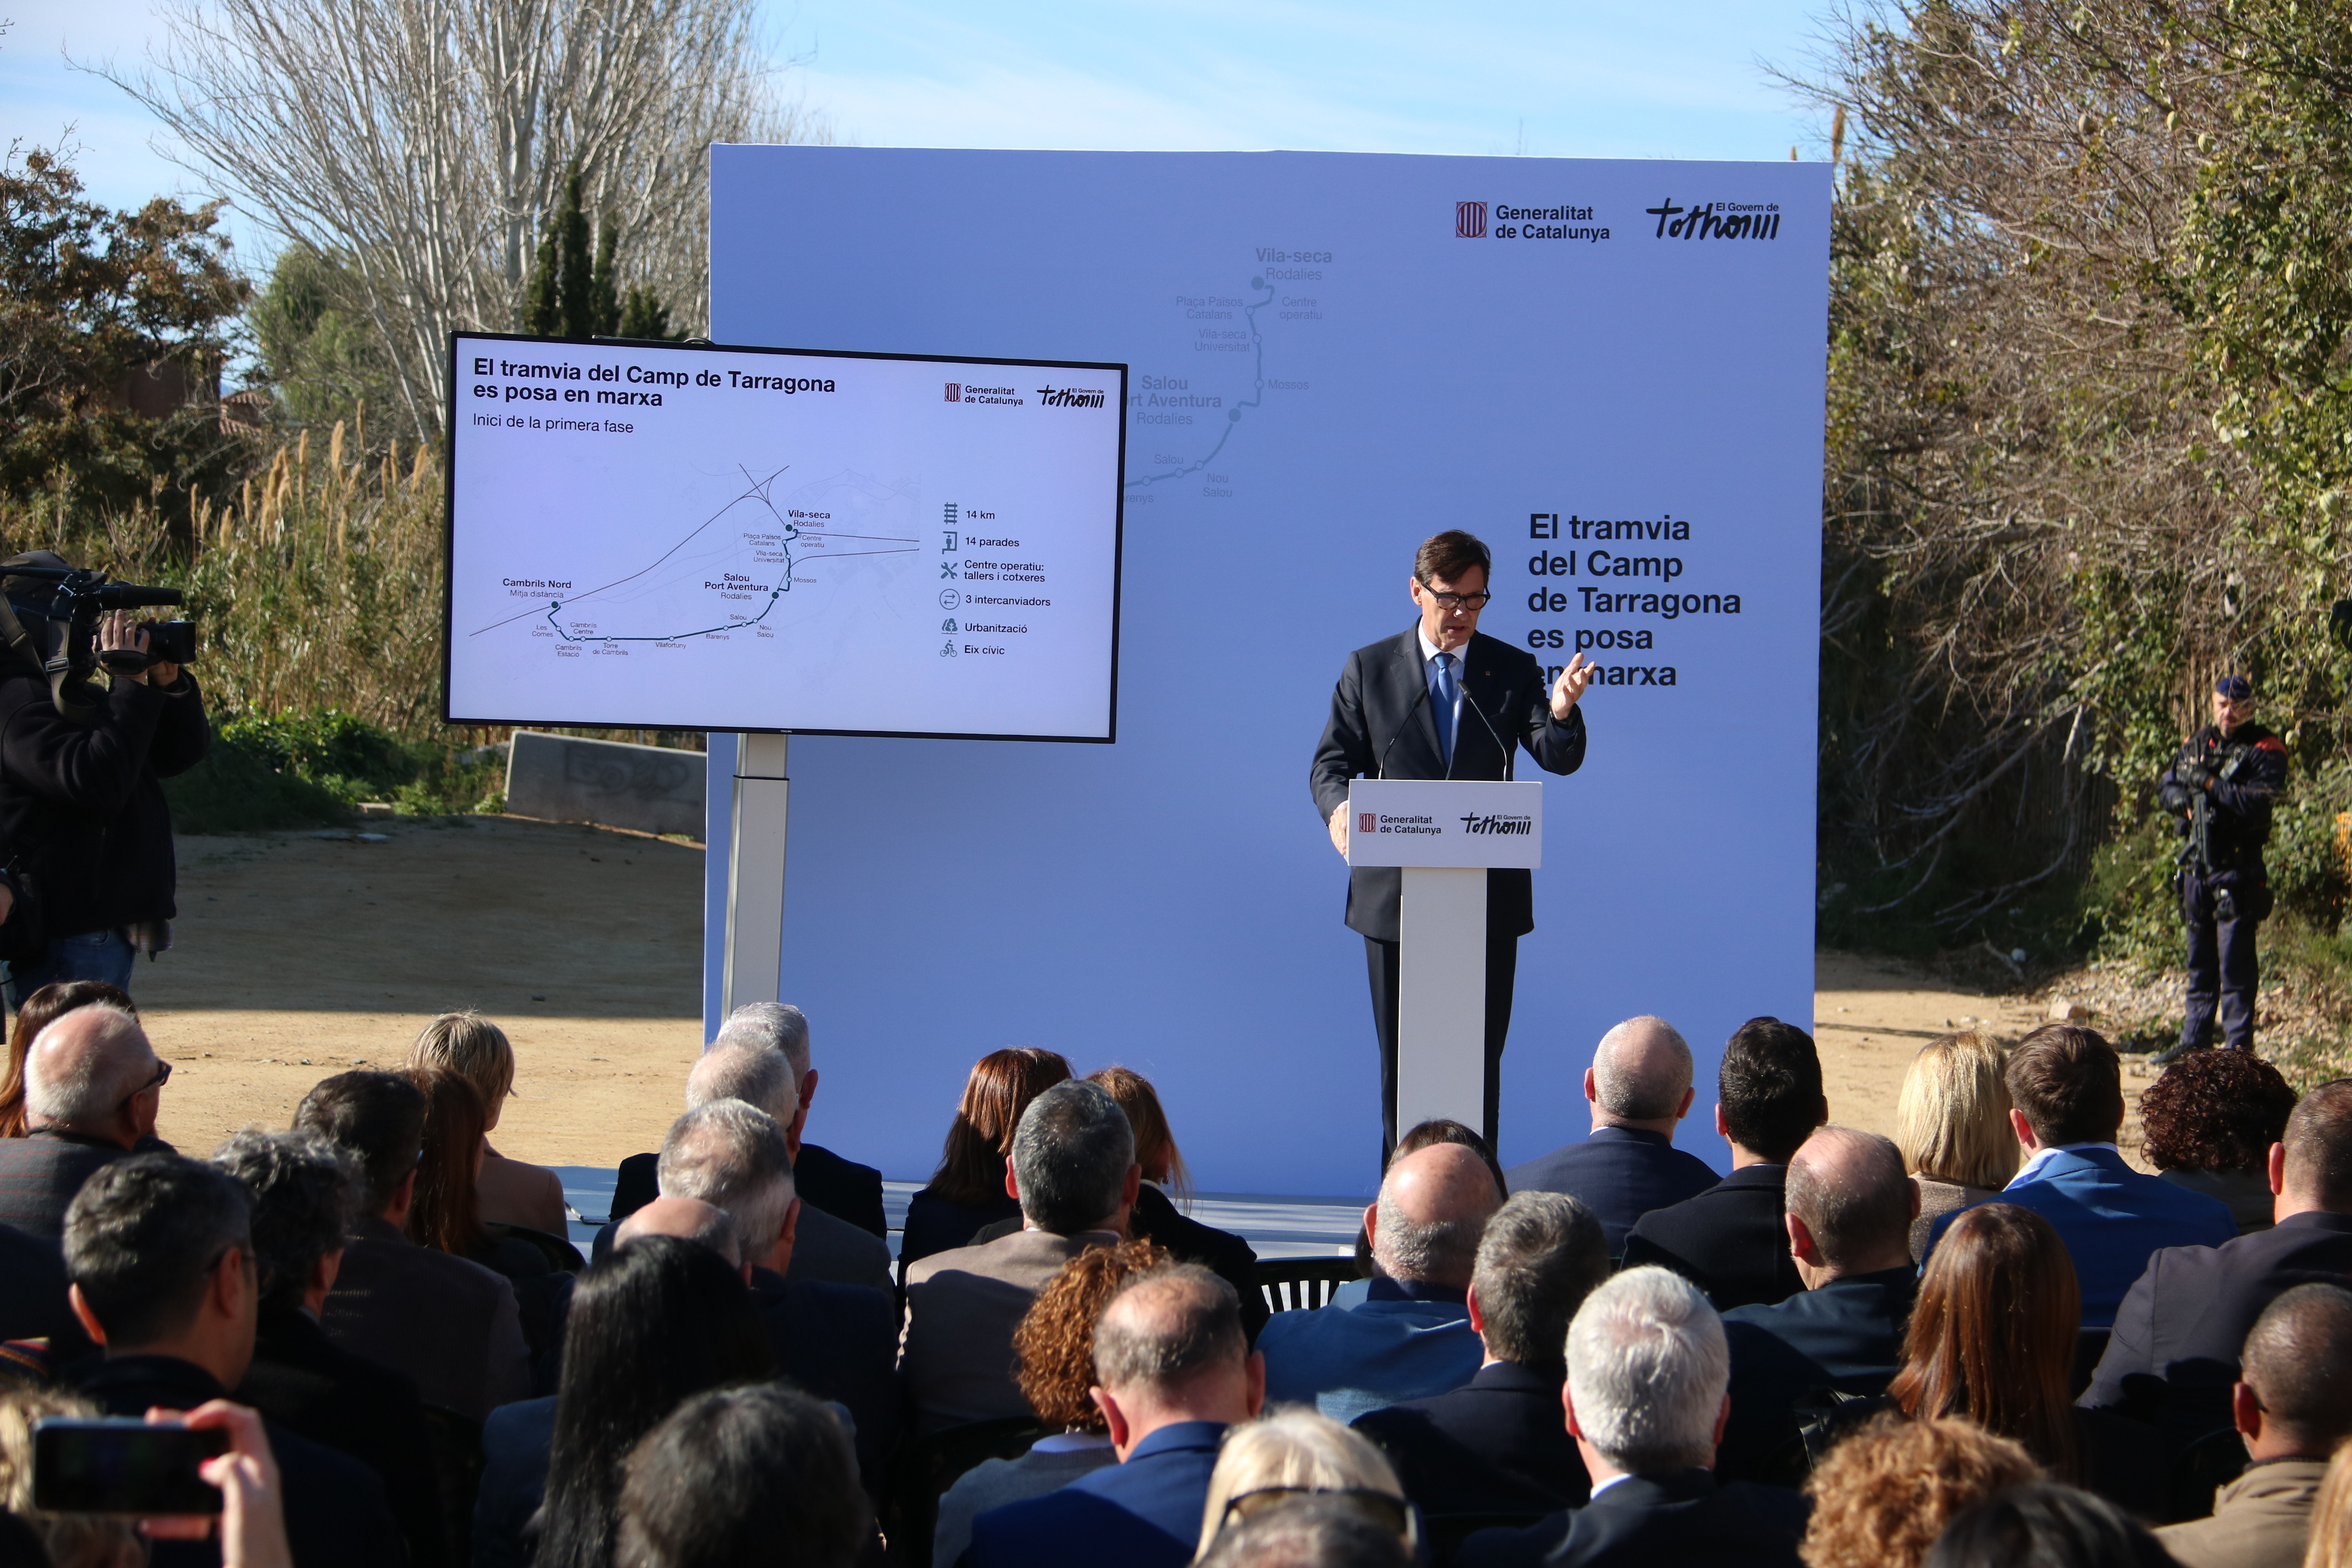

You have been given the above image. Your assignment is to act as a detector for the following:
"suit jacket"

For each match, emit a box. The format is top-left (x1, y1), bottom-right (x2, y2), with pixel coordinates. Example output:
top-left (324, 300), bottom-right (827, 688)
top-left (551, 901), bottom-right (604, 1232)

top-left (1311, 627), bottom-right (1587, 941)
top-left (901, 1186), bottom-right (1025, 1276)
top-left (792, 1197), bottom-right (894, 1293)
top-left (748, 1266), bottom-right (900, 1483)
top-left (2082, 1208), bottom-right (2352, 1430)
top-left (0, 1218), bottom-right (89, 1356)
top-left (902, 1227), bottom-right (1120, 1433)
top-left (972, 1185), bottom-right (1268, 1344)
top-left (612, 1140), bottom-right (888, 1239)
top-left (1352, 1360), bottom-right (1589, 1515)
top-left (236, 1302), bottom-right (447, 1568)
top-left (1926, 1147), bottom-right (2237, 1331)
top-left (0, 1128), bottom-right (129, 1242)
top-left (1455, 1468), bottom-right (1810, 1568)
top-left (2156, 1457), bottom-right (2328, 1568)
top-left (1716, 1267), bottom-right (1918, 1480)
top-left (472, 1393), bottom-right (556, 1568)
top-left (963, 1419), bottom-right (1228, 1568)
top-left (935, 1439), bottom-right (1119, 1567)
top-left (319, 1214), bottom-right (531, 1420)
top-left (1620, 1165), bottom-right (1803, 1311)
top-left (1256, 1280), bottom-right (1483, 1425)
top-left (77, 1353), bottom-right (403, 1568)
top-left (1506, 1128), bottom-right (1721, 1257)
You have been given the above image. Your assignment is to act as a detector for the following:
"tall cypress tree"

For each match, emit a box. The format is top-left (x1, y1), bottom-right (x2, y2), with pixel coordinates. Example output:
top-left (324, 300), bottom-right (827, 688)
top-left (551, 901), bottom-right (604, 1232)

top-left (556, 171), bottom-right (595, 338)
top-left (525, 167), bottom-right (673, 340)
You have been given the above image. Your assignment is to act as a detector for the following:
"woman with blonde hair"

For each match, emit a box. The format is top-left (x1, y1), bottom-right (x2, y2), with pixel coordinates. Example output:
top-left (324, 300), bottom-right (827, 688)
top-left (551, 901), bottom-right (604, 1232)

top-left (2307, 1439), bottom-right (2352, 1568)
top-left (407, 1010), bottom-right (567, 1236)
top-left (1892, 1031), bottom-right (2019, 1261)
top-left (1194, 1409), bottom-right (1414, 1561)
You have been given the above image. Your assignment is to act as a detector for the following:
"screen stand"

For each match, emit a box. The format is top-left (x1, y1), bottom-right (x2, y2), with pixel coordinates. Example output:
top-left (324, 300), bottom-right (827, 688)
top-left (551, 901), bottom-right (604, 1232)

top-left (721, 733), bottom-right (790, 1019)
top-left (1396, 867), bottom-right (1488, 1136)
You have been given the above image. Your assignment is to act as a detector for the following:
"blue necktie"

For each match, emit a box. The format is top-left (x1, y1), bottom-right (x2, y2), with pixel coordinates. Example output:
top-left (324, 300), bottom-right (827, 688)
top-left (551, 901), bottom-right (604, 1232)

top-left (1433, 652), bottom-right (1459, 765)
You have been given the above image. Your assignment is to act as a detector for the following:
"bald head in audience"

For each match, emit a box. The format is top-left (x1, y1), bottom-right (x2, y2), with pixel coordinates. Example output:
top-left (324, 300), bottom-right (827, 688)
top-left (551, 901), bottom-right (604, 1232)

top-left (1091, 1264), bottom-right (1264, 1457)
top-left (2236, 1283), bottom-right (2352, 1461)
top-left (1783, 1125), bottom-right (1917, 1286)
top-left (25, 1005), bottom-right (163, 1150)
top-left (616, 1195), bottom-right (742, 1271)
top-left (1365, 1142), bottom-right (1504, 1291)
top-left (1588, 1015), bottom-right (1697, 1135)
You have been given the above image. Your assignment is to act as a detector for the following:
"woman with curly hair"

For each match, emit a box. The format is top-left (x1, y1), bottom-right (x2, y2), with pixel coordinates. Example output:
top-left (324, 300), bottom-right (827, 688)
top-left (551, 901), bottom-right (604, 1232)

top-left (931, 1238), bottom-right (1170, 1565)
top-left (1800, 1414), bottom-right (2040, 1568)
top-left (2141, 1049), bottom-right (2300, 1234)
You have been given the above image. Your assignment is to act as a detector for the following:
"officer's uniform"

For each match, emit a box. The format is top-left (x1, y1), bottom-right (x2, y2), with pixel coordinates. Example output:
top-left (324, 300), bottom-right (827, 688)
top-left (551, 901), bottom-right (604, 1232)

top-left (2158, 719), bottom-right (2288, 1052)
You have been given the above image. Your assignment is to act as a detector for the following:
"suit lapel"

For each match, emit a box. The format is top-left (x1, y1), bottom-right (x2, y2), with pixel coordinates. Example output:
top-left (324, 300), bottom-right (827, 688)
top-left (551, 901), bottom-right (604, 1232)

top-left (1386, 629), bottom-right (1444, 774)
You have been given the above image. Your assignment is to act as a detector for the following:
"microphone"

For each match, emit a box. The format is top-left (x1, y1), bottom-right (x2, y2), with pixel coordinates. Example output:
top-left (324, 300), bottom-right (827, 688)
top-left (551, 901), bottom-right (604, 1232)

top-left (1458, 679), bottom-right (1515, 782)
top-left (1376, 676), bottom-right (1433, 780)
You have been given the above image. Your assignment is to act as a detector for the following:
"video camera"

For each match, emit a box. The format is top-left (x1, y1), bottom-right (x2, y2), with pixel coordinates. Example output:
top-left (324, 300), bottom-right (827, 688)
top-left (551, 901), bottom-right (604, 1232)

top-left (0, 554), bottom-right (197, 721)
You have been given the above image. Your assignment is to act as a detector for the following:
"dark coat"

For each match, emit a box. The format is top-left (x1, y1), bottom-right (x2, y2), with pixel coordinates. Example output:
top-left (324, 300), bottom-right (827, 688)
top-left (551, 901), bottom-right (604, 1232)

top-left (2159, 722), bottom-right (2288, 874)
top-left (747, 1266), bottom-right (900, 1485)
top-left (972, 1185), bottom-right (1268, 1343)
top-left (963, 1419), bottom-right (1227, 1568)
top-left (1352, 1360), bottom-right (1589, 1516)
top-left (472, 1392), bottom-right (555, 1568)
top-left (794, 1142), bottom-right (888, 1238)
top-left (1505, 1128), bottom-right (1721, 1257)
top-left (76, 1353), bottom-right (402, 1568)
top-left (1619, 1165), bottom-right (1804, 1312)
top-left (1716, 1268), bottom-right (1918, 1480)
top-left (0, 1217), bottom-right (89, 1355)
top-left (318, 1214), bottom-right (531, 1420)
top-left (0, 1129), bottom-right (132, 1242)
top-left (1310, 627), bottom-right (1587, 941)
top-left (0, 666), bottom-right (208, 940)
top-left (900, 1185), bottom-right (1023, 1276)
top-left (1455, 1469), bottom-right (1809, 1568)
top-left (236, 1302), bottom-right (448, 1568)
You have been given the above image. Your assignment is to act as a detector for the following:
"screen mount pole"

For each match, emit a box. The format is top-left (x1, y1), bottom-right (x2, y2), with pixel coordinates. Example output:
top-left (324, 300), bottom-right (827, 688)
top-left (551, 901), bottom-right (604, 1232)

top-left (721, 733), bottom-right (790, 1019)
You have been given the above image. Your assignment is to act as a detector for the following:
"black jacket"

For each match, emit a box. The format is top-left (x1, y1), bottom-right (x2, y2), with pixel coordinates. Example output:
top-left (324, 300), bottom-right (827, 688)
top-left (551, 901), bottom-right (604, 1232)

top-left (612, 1140), bottom-right (888, 1238)
top-left (0, 1128), bottom-right (133, 1243)
top-left (0, 666), bottom-right (208, 940)
top-left (1310, 627), bottom-right (1587, 941)
top-left (0, 1218), bottom-right (89, 1356)
top-left (1716, 1267), bottom-right (1918, 1480)
top-left (747, 1266), bottom-right (900, 1487)
top-left (2159, 722), bottom-right (2288, 876)
top-left (900, 1184), bottom-right (1023, 1277)
top-left (1130, 1183), bottom-right (1267, 1343)
top-left (1353, 1360), bottom-right (1589, 1517)
top-left (1506, 1128), bottom-right (1722, 1259)
top-left (1619, 1165), bottom-right (1804, 1312)
top-left (1454, 1469), bottom-right (1809, 1568)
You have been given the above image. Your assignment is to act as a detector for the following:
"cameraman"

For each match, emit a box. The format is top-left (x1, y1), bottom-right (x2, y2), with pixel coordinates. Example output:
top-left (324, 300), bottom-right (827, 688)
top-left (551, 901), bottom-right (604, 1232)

top-left (0, 556), bottom-right (210, 1008)
top-left (2154, 673), bottom-right (2288, 1064)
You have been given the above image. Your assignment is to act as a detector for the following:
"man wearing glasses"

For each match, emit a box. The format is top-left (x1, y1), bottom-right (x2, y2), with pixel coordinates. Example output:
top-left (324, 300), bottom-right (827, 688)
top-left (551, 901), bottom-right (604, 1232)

top-left (1311, 530), bottom-right (1596, 1161)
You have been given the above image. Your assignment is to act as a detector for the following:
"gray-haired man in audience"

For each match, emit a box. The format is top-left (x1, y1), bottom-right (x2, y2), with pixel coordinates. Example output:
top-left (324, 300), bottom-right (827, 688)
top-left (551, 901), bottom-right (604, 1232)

top-left (713, 1001), bottom-right (885, 1237)
top-left (0, 1005), bottom-right (165, 1240)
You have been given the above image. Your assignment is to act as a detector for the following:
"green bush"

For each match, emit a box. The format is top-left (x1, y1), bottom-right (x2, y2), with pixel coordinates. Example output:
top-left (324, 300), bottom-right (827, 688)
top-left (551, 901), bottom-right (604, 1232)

top-left (163, 709), bottom-right (510, 832)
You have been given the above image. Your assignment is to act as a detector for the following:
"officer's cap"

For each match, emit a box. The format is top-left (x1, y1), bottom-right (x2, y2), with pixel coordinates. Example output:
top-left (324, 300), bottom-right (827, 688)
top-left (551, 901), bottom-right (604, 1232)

top-left (2215, 674), bottom-right (2254, 700)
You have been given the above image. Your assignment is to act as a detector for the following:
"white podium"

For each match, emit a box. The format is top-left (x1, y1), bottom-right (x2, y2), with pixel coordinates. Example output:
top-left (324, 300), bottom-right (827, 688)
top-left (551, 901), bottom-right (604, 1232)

top-left (1346, 778), bottom-right (1543, 1136)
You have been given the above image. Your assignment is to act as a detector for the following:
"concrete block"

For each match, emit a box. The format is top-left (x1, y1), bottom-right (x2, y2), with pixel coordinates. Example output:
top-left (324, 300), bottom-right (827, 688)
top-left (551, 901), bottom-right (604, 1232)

top-left (503, 731), bottom-right (704, 839)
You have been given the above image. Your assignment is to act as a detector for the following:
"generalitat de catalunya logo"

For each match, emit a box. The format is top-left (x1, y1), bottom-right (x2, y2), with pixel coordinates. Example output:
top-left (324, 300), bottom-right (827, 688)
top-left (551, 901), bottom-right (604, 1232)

top-left (943, 382), bottom-right (961, 401)
top-left (1358, 812), bottom-right (1378, 835)
top-left (1456, 200), bottom-right (1488, 238)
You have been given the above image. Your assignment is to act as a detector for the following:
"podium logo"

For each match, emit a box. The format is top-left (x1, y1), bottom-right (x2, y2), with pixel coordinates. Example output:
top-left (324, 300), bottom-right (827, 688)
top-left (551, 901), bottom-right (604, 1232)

top-left (1645, 198), bottom-right (1782, 242)
top-left (944, 382), bottom-right (961, 401)
top-left (1358, 813), bottom-right (1377, 835)
top-left (1456, 200), bottom-right (1488, 238)
top-left (1035, 385), bottom-right (1107, 409)
top-left (1460, 813), bottom-right (1534, 836)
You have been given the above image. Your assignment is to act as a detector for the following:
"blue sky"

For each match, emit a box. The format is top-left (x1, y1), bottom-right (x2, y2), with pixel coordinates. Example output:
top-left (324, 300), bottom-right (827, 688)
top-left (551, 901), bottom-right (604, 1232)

top-left (3, 0), bottom-right (1835, 258)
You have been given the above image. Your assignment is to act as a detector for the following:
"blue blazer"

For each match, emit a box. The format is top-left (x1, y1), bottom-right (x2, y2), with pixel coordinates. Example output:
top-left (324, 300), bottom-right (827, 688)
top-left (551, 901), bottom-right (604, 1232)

top-left (1506, 1128), bottom-right (1720, 1256)
top-left (962, 1419), bottom-right (1228, 1568)
top-left (1257, 1286), bottom-right (1484, 1425)
top-left (1925, 1148), bottom-right (2236, 1330)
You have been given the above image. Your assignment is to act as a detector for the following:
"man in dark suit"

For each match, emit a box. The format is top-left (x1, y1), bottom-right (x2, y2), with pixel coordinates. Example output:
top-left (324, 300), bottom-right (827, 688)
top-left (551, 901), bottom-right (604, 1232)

top-left (1310, 529), bottom-right (1594, 1157)
top-left (214, 1129), bottom-right (449, 1568)
top-left (0, 1218), bottom-right (90, 1354)
top-left (294, 1071), bottom-right (531, 1420)
top-left (62, 1152), bottom-right (404, 1568)
top-left (1716, 1128), bottom-right (1919, 1480)
top-left (1507, 1017), bottom-right (1720, 1257)
top-left (2084, 1078), bottom-right (2352, 1433)
top-left (0, 1003), bottom-right (164, 1240)
top-left (1354, 1191), bottom-right (1609, 1517)
top-left (1456, 1267), bottom-right (1808, 1568)
top-left (965, 1264), bottom-right (1264, 1568)
top-left (1621, 1019), bottom-right (1826, 1311)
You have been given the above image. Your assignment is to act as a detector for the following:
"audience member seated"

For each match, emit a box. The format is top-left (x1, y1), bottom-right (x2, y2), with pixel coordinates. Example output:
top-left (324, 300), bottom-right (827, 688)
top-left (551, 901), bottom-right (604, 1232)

top-left (1925, 1024), bottom-right (2234, 1330)
top-left (0, 1004), bottom-right (167, 1240)
top-left (1258, 1142), bottom-right (1500, 1424)
top-left (0, 1384), bottom-right (145, 1568)
top-left (687, 1043), bottom-right (889, 1292)
top-left (476, 1235), bottom-right (774, 1568)
top-left (1797, 1414), bottom-right (2038, 1568)
top-left (406, 1066), bottom-right (567, 1377)
top-left (2306, 1441), bottom-right (2352, 1568)
top-left (214, 1129), bottom-right (446, 1568)
top-left (732, 1001), bottom-right (885, 1236)
top-left (1196, 1493), bottom-right (1415, 1568)
top-left (1353, 1191), bottom-right (1608, 1515)
top-left (1505, 1016), bottom-right (1718, 1257)
top-left (406, 1011), bottom-right (568, 1237)
top-left (1889, 1204), bottom-right (2163, 1515)
top-left (292, 1070), bottom-right (531, 1420)
top-left (2138, 1049), bottom-right (2299, 1236)
top-left (1622, 1017), bottom-right (1826, 1310)
top-left (60, 1152), bottom-right (402, 1568)
top-left (615, 1384), bottom-right (870, 1568)
top-left (1922, 1483), bottom-right (2174, 1568)
top-left (0, 1213), bottom-right (86, 1354)
top-left (1455, 1267), bottom-right (1810, 1568)
top-left (647, 1102), bottom-right (898, 1483)
top-left (2153, 1283), bottom-right (2352, 1568)
top-left (1717, 1127), bottom-right (1920, 1479)
top-left (2085, 1077), bottom-right (2352, 1432)
top-left (900, 1047), bottom-right (1073, 1273)
top-left (964, 1263), bottom-right (1264, 1568)
top-left (933, 1238), bottom-right (1168, 1566)
top-left (1195, 1409), bottom-right (1414, 1560)
top-left (1892, 1031), bottom-right (2018, 1262)
top-left (0, 978), bottom-right (134, 1139)
top-left (904, 1078), bottom-right (1136, 1431)
top-left (1088, 1065), bottom-right (1267, 1341)
top-left (1337, 1119), bottom-right (1510, 1300)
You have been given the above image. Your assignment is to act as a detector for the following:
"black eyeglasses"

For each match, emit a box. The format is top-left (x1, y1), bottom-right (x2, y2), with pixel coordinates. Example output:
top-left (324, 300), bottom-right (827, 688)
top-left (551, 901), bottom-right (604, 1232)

top-left (129, 1060), bottom-right (171, 1098)
top-left (1218, 1486), bottom-right (1417, 1547)
top-left (1415, 578), bottom-right (1492, 609)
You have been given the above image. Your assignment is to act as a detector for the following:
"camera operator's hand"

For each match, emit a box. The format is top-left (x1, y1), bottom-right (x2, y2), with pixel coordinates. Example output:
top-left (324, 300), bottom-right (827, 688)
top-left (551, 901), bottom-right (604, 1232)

top-left (97, 608), bottom-right (151, 682)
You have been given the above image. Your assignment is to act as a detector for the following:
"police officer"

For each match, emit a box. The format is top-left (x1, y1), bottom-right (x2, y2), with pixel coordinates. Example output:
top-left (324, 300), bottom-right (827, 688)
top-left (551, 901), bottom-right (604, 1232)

top-left (2154, 674), bottom-right (2287, 1063)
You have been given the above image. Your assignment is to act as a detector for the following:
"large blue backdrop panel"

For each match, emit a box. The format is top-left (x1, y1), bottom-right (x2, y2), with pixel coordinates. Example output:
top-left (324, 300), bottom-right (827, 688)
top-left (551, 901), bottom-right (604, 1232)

top-left (705, 148), bottom-right (1829, 1196)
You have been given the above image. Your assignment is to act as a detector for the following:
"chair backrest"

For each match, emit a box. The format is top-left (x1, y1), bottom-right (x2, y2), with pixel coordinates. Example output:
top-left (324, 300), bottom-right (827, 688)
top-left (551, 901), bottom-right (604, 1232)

top-left (879, 1415), bottom-right (1049, 1568)
top-left (487, 1221), bottom-right (587, 1274)
top-left (1257, 1256), bottom-right (1363, 1314)
top-left (419, 1403), bottom-right (486, 1567)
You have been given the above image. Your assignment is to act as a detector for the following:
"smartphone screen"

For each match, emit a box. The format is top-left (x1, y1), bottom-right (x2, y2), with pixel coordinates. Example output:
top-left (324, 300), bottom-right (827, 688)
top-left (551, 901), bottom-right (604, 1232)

top-left (31, 1418), bottom-right (228, 1515)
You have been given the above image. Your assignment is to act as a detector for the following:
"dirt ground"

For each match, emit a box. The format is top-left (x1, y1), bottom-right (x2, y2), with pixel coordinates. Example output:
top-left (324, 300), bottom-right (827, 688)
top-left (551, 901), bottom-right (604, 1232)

top-left (106, 817), bottom-right (2139, 1173)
